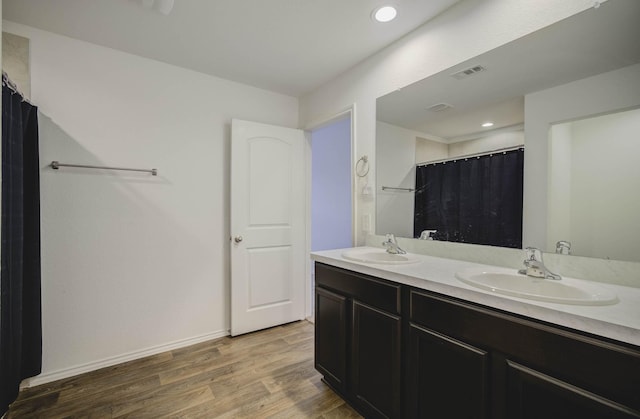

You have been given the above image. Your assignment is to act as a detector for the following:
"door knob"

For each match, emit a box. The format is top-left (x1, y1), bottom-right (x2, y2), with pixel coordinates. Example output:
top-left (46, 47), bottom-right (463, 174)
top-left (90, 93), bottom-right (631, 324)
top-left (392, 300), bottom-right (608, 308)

top-left (234, 236), bottom-right (243, 243)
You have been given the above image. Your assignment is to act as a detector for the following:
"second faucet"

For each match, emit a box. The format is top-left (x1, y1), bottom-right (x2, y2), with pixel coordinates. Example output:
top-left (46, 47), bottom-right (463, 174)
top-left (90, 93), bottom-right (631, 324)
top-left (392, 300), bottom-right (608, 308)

top-left (382, 234), bottom-right (406, 255)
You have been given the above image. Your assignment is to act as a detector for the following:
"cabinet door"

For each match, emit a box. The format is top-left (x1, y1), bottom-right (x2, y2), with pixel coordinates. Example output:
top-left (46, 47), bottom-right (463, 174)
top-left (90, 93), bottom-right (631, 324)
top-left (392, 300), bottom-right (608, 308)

top-left (410, 289), bottom-right (640, 414)
top-left (315, 287), bottom-right (348, 392)
top-left (406, 323), bottom-right (490, 419)
top-left (506, 360), bottom-right (640, 419)
top-left (351, 300), bottom-right (401, 419)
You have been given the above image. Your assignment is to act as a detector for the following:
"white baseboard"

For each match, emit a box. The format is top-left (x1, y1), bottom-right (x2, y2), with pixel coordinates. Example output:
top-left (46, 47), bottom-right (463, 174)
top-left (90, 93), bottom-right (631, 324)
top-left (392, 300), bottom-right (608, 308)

top-left (22, 329), bottom-right (229, 388)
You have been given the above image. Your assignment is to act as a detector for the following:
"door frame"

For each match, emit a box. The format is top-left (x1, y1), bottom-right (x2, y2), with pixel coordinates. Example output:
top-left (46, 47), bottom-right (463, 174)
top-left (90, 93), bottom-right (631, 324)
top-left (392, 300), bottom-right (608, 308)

top-left (304, 104), bottom-right (357, 318)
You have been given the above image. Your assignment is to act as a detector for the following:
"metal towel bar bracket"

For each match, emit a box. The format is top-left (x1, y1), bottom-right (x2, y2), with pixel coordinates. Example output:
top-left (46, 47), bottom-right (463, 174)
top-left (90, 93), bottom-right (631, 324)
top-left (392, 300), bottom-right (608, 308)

top-left (51, 161), bottom-right (157, 176)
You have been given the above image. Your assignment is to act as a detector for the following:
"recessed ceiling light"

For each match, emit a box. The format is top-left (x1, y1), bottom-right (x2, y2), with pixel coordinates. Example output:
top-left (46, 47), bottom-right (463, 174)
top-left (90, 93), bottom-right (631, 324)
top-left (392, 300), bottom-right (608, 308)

top-left (373, 6), bottom-right (397, 23)
top-left (482, 122), bottom-right (494, 128)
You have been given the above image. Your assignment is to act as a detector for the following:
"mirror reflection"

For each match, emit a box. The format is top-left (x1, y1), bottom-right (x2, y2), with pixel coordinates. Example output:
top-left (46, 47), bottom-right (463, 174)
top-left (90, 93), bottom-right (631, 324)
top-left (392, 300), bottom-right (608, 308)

top-left (547, 108), bottom-right (640, 261)
top-left (375, 0), bottom-right (640, 261)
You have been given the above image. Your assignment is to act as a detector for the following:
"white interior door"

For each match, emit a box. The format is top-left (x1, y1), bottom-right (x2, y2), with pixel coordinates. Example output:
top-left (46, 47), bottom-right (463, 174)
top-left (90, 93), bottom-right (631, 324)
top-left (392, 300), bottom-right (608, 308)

top-left (231, 119), bottom-right (306, 336)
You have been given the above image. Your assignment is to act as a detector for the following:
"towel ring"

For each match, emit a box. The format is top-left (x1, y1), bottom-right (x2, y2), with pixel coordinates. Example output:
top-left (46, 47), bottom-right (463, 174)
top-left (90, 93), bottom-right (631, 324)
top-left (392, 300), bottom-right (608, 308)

top-left (356, 155), bottom-right (369, 177)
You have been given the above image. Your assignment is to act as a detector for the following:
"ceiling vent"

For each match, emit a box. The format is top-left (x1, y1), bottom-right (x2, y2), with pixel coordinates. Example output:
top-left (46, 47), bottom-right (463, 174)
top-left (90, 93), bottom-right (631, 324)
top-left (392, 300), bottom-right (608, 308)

top-left (426, 103), bottom-right (453, 113)
top-left (451, 65), bottom-right (486, 80)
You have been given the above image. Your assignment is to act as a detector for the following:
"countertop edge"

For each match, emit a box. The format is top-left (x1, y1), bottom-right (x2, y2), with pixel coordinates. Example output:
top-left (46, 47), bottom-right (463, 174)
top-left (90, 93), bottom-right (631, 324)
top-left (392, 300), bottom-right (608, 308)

top-left (311, 250), bottom-right (640, 348)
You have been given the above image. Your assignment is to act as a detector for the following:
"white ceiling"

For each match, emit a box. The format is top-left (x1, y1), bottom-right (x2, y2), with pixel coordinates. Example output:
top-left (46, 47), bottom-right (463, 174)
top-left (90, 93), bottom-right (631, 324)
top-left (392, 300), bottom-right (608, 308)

top-left (2, 0), bottom-right (461, 96)
top-left (377, 0), bottom-right (640, 141)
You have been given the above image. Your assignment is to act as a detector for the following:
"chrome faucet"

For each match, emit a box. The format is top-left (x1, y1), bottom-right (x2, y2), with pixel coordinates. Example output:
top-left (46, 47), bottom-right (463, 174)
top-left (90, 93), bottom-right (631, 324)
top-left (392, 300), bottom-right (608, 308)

top-left (556, 240), bottom-right (571, 255)
top-left (382, 234), bottom-right (406, 255)
top-left (518, 247), bottom-right (561, 280)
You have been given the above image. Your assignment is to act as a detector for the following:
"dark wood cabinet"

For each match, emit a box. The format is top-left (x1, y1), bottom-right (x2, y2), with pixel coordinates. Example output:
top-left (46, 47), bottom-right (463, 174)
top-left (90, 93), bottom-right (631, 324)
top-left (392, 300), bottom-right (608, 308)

top-left (352, 300), bottom-right (402, 418)
top-left (314, 263), bottom-right (640, 419)
top-left (314, 286), bottom-right (347, 392)
top-left (406, 323), bottom-right (490, 418)
top-left (409, 289), bottom-right (640, 419)
top-left (315, 263), bottom-right (402, 418)
top-left (506, 360), bottom-right (639, 419)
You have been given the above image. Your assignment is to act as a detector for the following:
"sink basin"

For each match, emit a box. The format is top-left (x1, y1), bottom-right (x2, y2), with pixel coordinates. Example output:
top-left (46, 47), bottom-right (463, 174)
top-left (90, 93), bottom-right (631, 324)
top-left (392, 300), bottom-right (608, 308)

top-left (455, 268), bottom-right (618, 306)
top-left (342, 248), bottom-right (421, 265)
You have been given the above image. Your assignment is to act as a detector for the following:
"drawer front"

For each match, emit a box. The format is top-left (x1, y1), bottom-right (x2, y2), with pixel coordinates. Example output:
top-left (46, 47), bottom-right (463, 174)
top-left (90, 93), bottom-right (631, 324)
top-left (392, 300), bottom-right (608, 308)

top-left (315, 263), bottom-right (401, 315)
top-left (409, 289), bottom-right (640, 412)
top-left (506, 360), bottom-right (640, 419)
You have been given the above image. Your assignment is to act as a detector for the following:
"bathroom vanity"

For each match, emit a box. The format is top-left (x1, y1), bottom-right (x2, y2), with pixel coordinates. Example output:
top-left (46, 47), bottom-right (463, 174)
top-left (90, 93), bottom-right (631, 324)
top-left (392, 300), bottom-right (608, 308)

top-left (312, 248), bottom-right (640, 419)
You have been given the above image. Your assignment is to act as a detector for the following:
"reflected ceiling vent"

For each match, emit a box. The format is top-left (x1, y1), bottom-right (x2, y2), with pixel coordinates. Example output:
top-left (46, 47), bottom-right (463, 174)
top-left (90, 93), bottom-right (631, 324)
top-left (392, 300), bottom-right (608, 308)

top-left (451, 65), bottom-right (486, 80)
top-left (426, 103), bottom-right (453, 113)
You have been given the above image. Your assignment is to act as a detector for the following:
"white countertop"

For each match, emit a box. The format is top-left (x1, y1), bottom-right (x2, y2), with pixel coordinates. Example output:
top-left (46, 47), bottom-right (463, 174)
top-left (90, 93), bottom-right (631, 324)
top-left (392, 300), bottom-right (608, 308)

top-left (311, 247), bottom-right (640, 347)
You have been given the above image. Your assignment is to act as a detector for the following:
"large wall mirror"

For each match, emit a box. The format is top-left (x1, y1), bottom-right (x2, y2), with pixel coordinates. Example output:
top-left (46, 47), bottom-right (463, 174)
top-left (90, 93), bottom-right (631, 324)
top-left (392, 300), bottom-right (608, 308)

top-left (375, 0), bottom-right (640, 262)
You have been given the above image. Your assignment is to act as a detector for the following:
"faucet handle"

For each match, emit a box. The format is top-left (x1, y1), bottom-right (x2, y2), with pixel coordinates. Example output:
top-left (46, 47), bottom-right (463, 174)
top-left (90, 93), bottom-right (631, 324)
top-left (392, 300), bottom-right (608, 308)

top-left (556, 240), bottom-right (571, 255)
top-left (524, 247), bottom-right (543, 262)
top-left (385, 233), bottom-right (397, 243)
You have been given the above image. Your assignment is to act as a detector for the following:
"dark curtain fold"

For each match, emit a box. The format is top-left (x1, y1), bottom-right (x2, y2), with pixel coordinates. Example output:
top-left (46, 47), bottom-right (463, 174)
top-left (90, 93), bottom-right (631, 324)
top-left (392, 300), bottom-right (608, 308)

top-left (1, 84), bottom-right (42, 416)
top-left (414, 149), bottom-right (523, 248)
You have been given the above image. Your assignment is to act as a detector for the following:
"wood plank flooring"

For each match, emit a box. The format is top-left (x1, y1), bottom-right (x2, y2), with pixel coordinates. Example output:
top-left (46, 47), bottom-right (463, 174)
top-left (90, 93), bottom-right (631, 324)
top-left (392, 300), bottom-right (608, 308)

top-left (7, 321), bottom-right (361, 418)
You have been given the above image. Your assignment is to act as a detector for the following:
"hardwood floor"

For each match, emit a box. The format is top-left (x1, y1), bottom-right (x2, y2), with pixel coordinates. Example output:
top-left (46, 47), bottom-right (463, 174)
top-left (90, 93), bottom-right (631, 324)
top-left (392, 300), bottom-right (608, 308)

top-left (7, 321), bottom-right (361, 418)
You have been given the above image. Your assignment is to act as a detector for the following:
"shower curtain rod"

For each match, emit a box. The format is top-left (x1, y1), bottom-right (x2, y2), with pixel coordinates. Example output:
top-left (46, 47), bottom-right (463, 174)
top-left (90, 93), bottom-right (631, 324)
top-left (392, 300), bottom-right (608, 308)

top-left (50, 161), bottom-right (158, 176)
top-left (417, 145), bottom-right (524, 167)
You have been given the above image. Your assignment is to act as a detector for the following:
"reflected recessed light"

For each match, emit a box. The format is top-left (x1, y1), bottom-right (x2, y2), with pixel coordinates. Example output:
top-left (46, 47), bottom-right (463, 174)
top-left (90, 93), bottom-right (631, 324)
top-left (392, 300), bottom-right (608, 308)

top-left (373, 6), bottom-right (397, 23)
top-left (482, 122), bottom-right (494, 128)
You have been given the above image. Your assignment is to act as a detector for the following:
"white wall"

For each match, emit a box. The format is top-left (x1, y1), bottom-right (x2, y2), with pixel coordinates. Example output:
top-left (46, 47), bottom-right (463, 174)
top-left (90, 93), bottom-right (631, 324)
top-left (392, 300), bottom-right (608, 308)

top-left (376, 121), bottom-right (419, 237)
top-left (2, 32), bottom-right (30, 98)
top-left (524, 63), bottom-right (640, 250)
top-left (300, 0), bottom-right (596, 245)
top-left (547, 124), bottom-right (572, 249)
top-left (448, 130), bottom-right (524, 158)
top-left (415, 137), bottom-right (448, 164)
top-left (570, 110), bottom-right (640, 261)
top-left (548, 109), bottom-right (640, 261)
top-left (2, 21), bottom-right (298, 384)
top-left (311, 117), bottom-right (352, 251)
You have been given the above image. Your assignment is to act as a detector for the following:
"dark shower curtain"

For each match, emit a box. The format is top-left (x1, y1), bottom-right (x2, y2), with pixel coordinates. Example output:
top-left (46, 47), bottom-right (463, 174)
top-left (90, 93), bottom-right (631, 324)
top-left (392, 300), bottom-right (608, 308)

top-left (1, 81), bottom-right (42, 415)
top-left (414, 149), bottom-right (523, 248)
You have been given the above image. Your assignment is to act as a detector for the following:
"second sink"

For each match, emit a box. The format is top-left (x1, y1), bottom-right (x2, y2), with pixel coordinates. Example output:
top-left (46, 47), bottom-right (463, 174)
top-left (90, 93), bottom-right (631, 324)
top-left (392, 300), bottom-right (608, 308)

top-left (455, 267), bottom-right (618, 306)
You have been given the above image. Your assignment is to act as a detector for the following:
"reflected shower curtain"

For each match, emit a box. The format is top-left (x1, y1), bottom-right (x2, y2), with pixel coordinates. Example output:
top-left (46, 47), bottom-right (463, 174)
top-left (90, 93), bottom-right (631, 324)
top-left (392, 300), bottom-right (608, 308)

top-left (1, 82), bottom-right (42, 415)
top-left (414, 149), bottom-right (523, 248)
